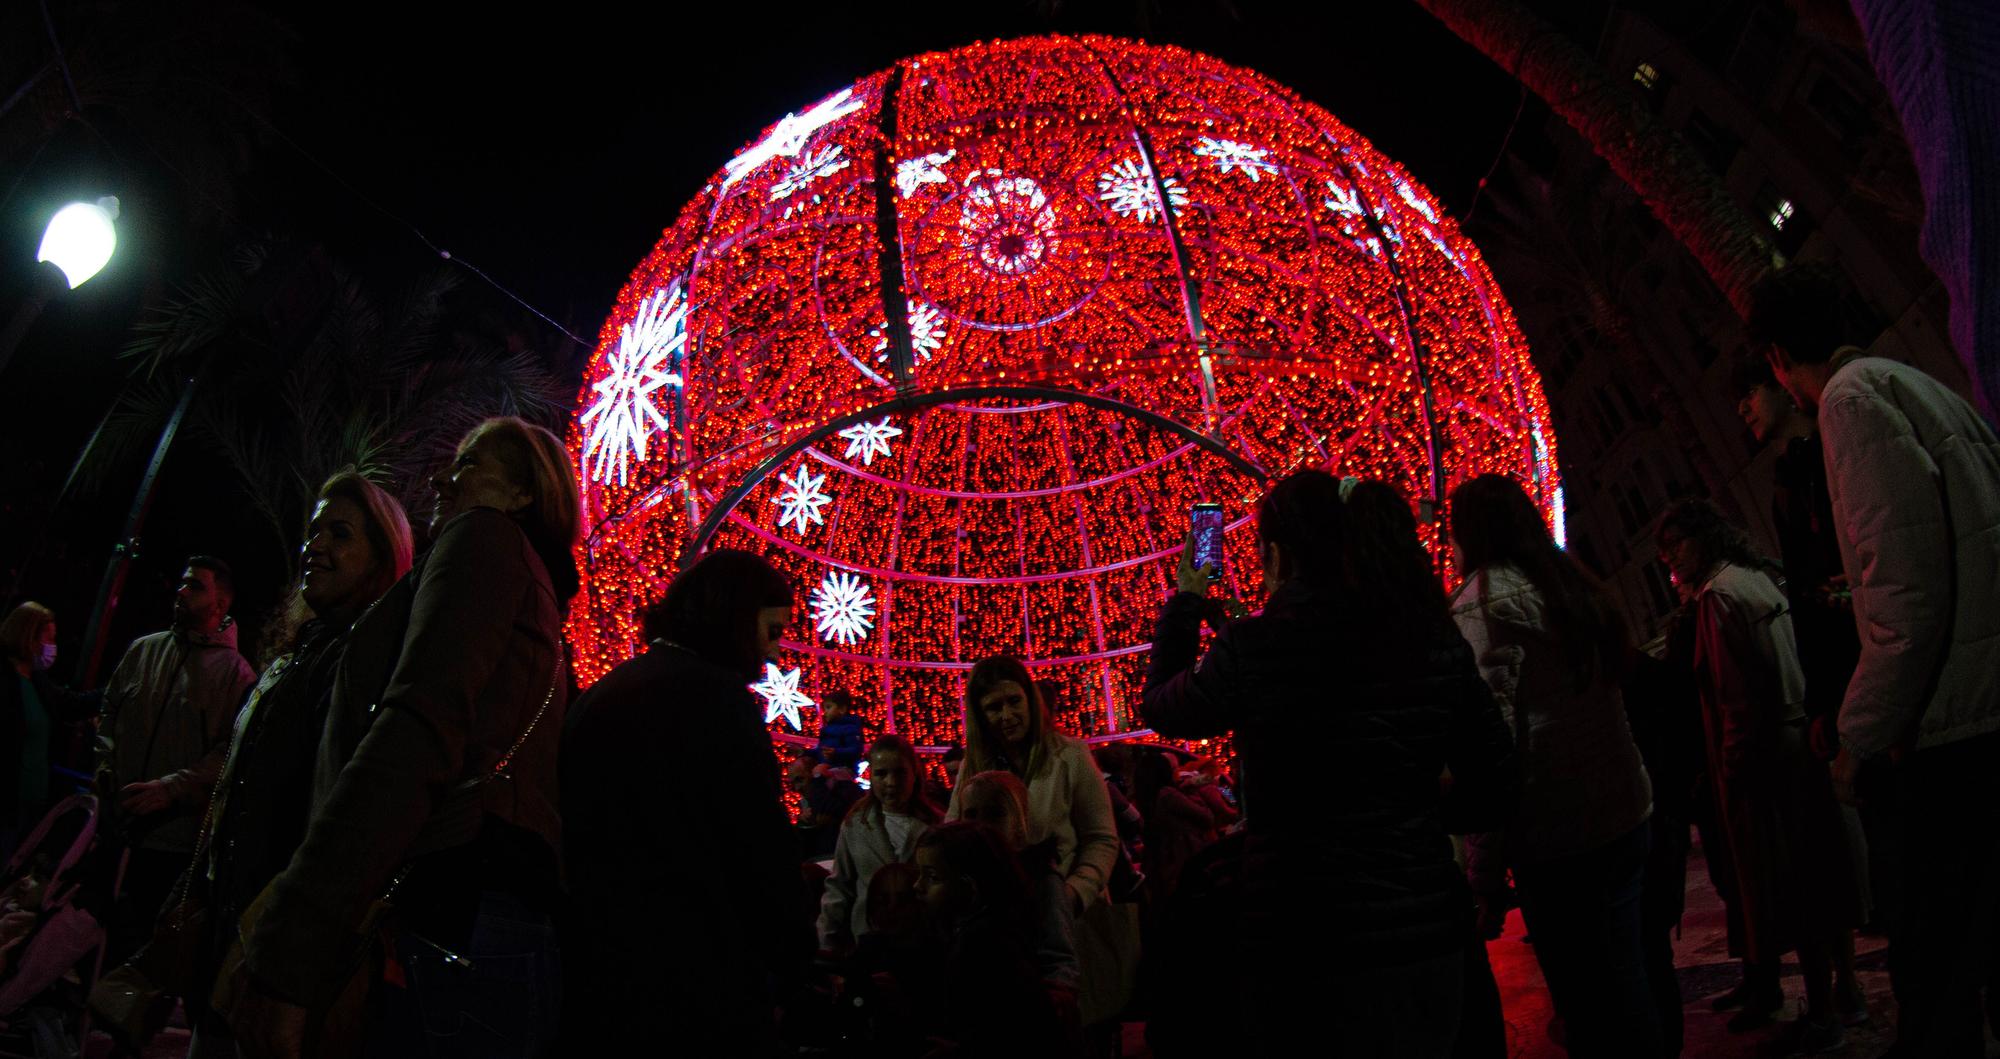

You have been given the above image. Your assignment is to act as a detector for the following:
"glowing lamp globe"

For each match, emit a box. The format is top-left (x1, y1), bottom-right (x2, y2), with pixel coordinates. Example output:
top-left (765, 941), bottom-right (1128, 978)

top-left (568, 36), bottom-right (1562, 752)
top-left (36, 198), bottom-right (119, 289)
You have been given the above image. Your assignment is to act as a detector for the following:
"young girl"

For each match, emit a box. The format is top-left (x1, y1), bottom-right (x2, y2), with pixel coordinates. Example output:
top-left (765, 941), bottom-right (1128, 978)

top-left (954, 770), bottom-right (1081, 992)
top-left (912, 822), bottom-right (1071, 1057)
top-left (817, 735), bottom-right (942, 953)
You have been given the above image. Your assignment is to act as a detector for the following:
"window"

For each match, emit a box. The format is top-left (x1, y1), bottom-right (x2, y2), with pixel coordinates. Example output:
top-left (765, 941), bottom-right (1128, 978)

top-left (1683, 110), bottom-right (1740, 175)
top-left (1805, 74), bottom-right (1873, 146)
top-left (1756, 182), bottom-right (1811, 257)
top-left (1633, 62), bottom-right (1659, 90)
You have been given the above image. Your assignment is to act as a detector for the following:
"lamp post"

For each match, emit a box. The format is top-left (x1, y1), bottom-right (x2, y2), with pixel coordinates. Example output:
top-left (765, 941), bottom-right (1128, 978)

top-left (0, 197), bottom-right (119, 377)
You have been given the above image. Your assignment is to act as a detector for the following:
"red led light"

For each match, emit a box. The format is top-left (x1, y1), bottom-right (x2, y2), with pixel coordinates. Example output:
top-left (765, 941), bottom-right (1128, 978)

top-left (567, 36), bottom-right (1561, 755)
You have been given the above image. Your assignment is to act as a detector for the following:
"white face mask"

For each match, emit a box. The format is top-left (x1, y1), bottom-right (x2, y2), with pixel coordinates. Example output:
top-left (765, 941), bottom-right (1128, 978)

top-left (35, 644), bottom-right (56, 671)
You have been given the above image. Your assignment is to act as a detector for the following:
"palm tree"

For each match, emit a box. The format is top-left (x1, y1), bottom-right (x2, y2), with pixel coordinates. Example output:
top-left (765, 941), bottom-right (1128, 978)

top-left (1413, 0), bottom-right (1779, 317)
top-left (87, 242), bottom-right (573, 582)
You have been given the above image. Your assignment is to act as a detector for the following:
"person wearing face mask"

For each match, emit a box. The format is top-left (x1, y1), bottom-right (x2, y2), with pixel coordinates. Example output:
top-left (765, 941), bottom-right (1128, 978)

top-left (154, 472), bottom-right (412, 1058)
top-left (229, 418), bottom-right (579, 1059)
top-left (0, 602), bottom-right (98, 854)
top-left (560, 548), bottom-right (810, 1055)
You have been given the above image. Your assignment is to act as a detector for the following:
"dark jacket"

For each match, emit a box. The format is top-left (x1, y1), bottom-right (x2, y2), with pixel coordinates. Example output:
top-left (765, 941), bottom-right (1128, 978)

top-left (560, 641), bottom-right (808, 1051)
top-left (200, 619), bottom-right (353, 949)
top-left (816, 712), bottom-right (866, 769)
top-left (246, 508), bottom-right (567, 1007)
top-left (1141, 582), bottom-right (1519, 966)
top-left (1771, 435), bottom-right (1862, 725)
top-left (0, 670), bottom-right (98, 825)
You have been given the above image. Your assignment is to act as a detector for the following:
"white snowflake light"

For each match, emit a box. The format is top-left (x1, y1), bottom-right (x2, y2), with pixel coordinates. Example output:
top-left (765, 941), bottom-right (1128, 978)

top-left (838, 417), bottom-right (903, 466)
top-left (751, 663), bottom-right (814, 730)
top-left (1325, 179), bottom-right (1394, 259)
top-left (723, 87), bottom-right (868, 188)
top-left (896, 149), bottom-right (956, 198)
top-left (1324, 179), bottom-right (1366, 220)
top-left (870, 301), bottom-right (946, 366)
top-left (771, 144), bottom-right (851, 209)
top-left (959, 175), bottom-right (1057, 276)
top-left (1395, 179), bottom-right (1439, 223)
top-left (811, 570), bottom-right (877, 646)
top-left (580, 284), bottom-right (687, 486)
top-left (1098, 157), bottom-right (1188, 221)
top-left (773, 465), bottom-right (833, 533)
top-left (1193, 137), bottom-right (1278, 182)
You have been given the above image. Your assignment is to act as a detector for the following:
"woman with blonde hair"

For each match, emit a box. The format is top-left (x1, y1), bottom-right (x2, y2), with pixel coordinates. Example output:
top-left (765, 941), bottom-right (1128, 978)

top-left (948, 657), bottom-right (1118, 916)
top-left (230, 417), bottom-right (579, 1058)
top-left (161, 470), bottom-right (413, 1057)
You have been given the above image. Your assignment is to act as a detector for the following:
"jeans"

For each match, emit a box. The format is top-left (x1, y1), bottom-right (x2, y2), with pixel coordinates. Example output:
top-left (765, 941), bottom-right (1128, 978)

top-left (368, 891), bottom-right (560, 1059)
top-left (1513, 822), bottom-right (1663, 1059)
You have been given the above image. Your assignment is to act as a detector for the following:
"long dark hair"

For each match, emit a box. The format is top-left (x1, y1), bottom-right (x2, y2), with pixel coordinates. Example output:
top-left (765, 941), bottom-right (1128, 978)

top-left (1342, 479), bottom-right (1448, 627)
top-left (1449, 474), bottom-right (1627, 683)
top-left (1256, 470), bottom-right (1347, 587)
top-left (462, 417), bottom-right (582, 608)
top-left (644, 549), bottom-right (793, 679)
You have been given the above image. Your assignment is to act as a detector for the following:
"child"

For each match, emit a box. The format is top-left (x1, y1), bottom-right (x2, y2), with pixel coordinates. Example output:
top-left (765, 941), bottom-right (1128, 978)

top-left (817, 735), bottom-right (940, 954)
top-left (912, 822), bottom-right (1072, 1057)
top-left (953, 770), bottom-right (1081, 992)
top-left (815, 691), bottom-right (868, 771)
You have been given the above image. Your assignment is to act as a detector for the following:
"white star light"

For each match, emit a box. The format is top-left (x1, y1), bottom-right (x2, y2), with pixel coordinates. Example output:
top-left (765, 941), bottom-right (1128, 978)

top-left (580, 285), bottom-right (687, 486)
top-left (870, 301), bottom-right (946, 366)
top-left (896, 149), bottom-right (956, 197)
top-left (838, 418), bottom-right (903, 466)
top-left (1098, 157), bottom-right (1188, 221)
top-left (751, 663), bottom-right (814, 730)
top-left (1193, 137), bottom-right (1278, 182)
top-left (722, 87), bottom-right (869, 189)
top-left (770, 144), bottom-right (852, 212)
top-left (811, 570), bottom-right (877, 646)
top-left (773, 465), bottom-right (833, 533)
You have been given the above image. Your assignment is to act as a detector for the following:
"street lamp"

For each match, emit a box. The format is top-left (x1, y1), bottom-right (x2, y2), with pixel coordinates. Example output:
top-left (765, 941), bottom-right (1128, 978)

top-left (0, 196), bottom-right (120, 377)
top-left (37, 197), bottom-right (120, 288)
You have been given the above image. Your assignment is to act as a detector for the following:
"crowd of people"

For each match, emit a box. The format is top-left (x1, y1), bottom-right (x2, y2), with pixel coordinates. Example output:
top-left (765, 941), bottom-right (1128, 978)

top-left (0, 261), bottom-right (1991, 1058)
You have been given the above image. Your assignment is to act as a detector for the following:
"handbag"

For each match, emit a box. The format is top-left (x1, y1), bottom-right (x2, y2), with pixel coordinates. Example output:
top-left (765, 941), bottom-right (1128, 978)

top-left (1073, 897), bottom-right (1142, 1026)
top-left (87, 813), bottom-right (218, 1050)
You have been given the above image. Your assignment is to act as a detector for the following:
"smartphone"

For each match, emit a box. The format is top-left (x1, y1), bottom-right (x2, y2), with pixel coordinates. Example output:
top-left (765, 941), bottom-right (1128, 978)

top-left (1191, 503), bottom-right (1225, 580)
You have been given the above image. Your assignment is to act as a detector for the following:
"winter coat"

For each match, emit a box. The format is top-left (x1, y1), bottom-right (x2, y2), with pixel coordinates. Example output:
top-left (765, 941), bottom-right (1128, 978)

top-left (1141, 581), bottom-right (1519, 967)
top-left (1817, 349), bottom-right (2000, 755)
top-left (816, 712), bottom-right (867, 770)
top-left (561, 640), bottom-right (808, 1051)
top-left (1449, 563), bottom-right (1653, 869)
top-left (818, 799), bottom-right (931, 947)
top-left (199, 619), bottom-right (353, 957)
top-left (247, 509), bottom-right (567, 1008)
top-left (947, 735), bottom-right (1120, 912)
top-left (1, 670), bottom-right (97, 827)
top-left (1143, 785), bottom-right (1215, 898)
top-left (1692, 562), bottom-right (1859, 962)
top-left (99, 621), bottom-right (255, 853)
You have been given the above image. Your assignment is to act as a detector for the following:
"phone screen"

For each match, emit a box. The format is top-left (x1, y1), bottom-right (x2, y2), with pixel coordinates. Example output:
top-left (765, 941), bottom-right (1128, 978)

top-left (1191, 503), bottom-right (1225, 579)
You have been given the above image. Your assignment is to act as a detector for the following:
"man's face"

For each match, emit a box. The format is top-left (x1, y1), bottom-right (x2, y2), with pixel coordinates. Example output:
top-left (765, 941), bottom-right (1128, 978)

top-left (173, 566), bottom-right (225, 630)
top-left (1764, 345), bottom-right (1819, 415)
top-left (1735, 383), bottom-right (1793, 445)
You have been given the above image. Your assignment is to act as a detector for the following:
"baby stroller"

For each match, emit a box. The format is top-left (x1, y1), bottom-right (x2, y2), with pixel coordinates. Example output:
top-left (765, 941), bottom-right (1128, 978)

top-left (0, 795), bottom-right (109, 1059)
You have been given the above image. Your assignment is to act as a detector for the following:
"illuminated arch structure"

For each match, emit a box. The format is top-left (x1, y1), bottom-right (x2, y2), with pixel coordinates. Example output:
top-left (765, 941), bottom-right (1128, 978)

top-left (568, 35), bottom-right (1563, 753)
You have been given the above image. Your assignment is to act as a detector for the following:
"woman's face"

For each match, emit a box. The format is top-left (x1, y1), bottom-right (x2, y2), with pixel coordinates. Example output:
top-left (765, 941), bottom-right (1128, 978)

top-left (300, 495), bottom-right (384, 617)
top-left (977, 680), bottom-right (1032, 749)
top-left (430, 433), bottom-right (532, 534)
top-left (754, 605), bottom-right (791, 663)
top-left (870, 750), bottom-right (915, 813)
top-left (1658, 531), bottom-right (1705, 590)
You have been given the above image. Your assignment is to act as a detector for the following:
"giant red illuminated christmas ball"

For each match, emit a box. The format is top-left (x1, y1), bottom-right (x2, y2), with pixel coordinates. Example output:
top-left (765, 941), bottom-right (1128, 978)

top-left (568, 35), bottom-right (1563, 751)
